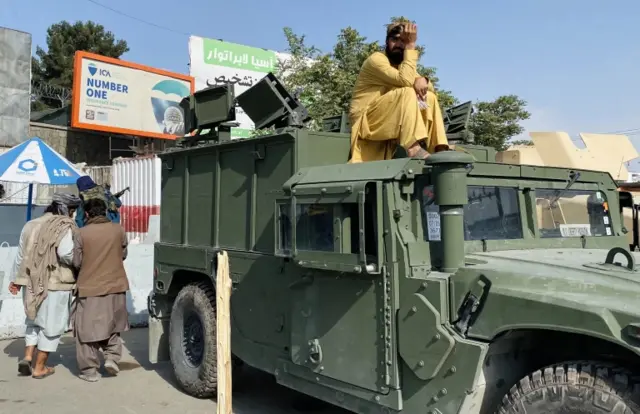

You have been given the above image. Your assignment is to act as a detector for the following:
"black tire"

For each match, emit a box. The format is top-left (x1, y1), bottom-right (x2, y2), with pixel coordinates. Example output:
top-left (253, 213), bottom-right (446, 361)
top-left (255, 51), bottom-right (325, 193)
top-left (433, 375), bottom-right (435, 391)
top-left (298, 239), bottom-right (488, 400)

top-left (497, 361), bottom-right (640, 413)
top-left (169, 281), bottom-right (218, 399)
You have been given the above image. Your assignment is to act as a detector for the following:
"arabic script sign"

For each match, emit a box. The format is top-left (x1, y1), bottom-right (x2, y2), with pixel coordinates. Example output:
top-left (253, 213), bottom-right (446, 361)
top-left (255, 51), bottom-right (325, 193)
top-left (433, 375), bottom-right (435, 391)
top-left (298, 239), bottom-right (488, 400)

top-left (188, 36), bottom-right (291, 139)
top-left (203, 38), bottom-right (276, 73)
top-left (205, 74), bottom-right (261, 89)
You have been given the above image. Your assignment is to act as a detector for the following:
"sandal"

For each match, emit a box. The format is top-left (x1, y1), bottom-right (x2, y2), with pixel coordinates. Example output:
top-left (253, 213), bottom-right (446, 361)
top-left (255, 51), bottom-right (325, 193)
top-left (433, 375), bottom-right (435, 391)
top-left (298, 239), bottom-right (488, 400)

top-left (32, 366), bottom-right (55, 379)
top-left (17, 359), bottom-right (32, 376)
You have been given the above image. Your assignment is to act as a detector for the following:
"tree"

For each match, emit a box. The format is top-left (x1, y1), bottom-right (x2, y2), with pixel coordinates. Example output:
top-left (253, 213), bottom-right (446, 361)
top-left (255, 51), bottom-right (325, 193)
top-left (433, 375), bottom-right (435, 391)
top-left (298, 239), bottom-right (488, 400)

top-left (275, 18), bottom-right (530, 151)
top-left (276, 26), bottom-right (378, 129)
top-left (31, 20), bottom-right (129, 108)
top-left (468, 95), bottom-right (531, 151)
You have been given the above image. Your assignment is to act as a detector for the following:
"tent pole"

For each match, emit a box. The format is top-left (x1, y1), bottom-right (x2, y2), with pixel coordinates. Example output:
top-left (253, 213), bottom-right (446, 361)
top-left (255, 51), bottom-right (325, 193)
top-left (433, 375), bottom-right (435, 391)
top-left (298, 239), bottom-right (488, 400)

top-left (26, 183), bottom-right (33, 222)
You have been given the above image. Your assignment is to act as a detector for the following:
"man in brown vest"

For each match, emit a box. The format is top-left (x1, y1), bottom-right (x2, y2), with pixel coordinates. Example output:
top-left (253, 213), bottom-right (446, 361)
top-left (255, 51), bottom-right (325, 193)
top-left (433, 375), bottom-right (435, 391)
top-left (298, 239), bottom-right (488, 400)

top-left (8, 192), bottom-right (81, 379)
top-left (72, 198), bottom-right (130, 382)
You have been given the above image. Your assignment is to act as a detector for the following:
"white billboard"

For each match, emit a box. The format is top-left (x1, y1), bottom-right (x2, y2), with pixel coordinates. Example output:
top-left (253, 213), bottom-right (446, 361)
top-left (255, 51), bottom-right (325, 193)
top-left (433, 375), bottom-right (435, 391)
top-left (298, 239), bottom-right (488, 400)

top-left (188, 36), bottom-right (292, 139)
top-left (71, 51), bottom-right (195, 140)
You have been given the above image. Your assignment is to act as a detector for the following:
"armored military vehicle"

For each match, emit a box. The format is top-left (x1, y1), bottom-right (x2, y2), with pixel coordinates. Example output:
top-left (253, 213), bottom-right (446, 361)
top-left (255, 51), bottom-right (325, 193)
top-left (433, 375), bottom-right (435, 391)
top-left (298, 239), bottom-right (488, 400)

top-left (148, 73), bottom-right (640, 413)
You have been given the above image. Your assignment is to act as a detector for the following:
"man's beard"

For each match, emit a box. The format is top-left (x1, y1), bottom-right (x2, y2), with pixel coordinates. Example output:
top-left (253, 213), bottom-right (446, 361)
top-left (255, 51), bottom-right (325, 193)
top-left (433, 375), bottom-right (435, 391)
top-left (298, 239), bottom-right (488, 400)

top-left (386, 45), bottom-right (404, 66)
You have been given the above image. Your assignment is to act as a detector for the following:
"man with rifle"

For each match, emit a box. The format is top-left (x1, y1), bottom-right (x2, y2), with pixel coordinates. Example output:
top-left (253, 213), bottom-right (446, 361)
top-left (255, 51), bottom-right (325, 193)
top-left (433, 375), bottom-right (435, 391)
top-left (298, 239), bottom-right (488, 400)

top-left (75, 176), bottom-right (130, 228)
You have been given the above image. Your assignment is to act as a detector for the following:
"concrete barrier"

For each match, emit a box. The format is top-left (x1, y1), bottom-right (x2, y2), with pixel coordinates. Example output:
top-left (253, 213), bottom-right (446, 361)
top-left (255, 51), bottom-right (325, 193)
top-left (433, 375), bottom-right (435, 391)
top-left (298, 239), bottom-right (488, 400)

top-left (0, 244), bottom-right (154, 340)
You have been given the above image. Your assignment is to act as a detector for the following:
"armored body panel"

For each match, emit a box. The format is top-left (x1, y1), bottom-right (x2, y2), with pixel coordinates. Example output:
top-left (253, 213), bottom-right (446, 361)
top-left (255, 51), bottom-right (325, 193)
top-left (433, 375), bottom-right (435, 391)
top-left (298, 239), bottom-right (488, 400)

top-left (148, 73), bottom-right (640, 414)
top-left (158, 129), bottom-right (349, 250)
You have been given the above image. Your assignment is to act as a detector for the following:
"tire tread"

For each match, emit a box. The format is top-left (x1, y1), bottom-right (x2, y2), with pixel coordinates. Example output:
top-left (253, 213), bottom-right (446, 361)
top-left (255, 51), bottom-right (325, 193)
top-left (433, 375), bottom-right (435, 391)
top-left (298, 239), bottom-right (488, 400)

top-left (169, 281), bottom-right (218, 399)
top-left (497, 360), bottom-right (640, 413)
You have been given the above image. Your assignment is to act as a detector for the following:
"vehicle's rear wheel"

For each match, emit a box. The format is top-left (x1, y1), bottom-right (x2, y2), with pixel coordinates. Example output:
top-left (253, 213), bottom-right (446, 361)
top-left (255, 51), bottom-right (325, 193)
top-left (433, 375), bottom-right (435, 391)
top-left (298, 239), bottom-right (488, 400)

top-left (496, 361), bottom-right (640, 413)
top-left (169, 281), bottom-right (218, 398)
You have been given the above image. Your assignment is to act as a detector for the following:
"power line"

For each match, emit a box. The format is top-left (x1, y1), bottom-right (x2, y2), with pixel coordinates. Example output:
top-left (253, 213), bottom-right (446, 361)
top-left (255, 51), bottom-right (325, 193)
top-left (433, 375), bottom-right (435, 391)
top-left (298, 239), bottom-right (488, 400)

top-left (604, 127), bottom-right (640, 135)
top-left (84, 0), bottom-right (191, 36)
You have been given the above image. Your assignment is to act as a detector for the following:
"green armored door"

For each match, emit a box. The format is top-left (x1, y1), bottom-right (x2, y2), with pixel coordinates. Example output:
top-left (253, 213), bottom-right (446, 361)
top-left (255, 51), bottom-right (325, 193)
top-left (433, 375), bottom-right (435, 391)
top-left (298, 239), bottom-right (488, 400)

top-left (276, 181), bottom-right (400, 401)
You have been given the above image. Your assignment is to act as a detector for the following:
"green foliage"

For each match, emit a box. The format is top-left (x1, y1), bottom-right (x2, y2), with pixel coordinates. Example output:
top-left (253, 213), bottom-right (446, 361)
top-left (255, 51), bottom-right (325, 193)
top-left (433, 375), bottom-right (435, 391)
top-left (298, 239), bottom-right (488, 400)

top-left (249, 127), bottom-right (275, 138)
top-left (276, 27), bottom-right (379, 130)
top-left (32, 20), bottom-right (129, 89)
top-left (509, 139), bottom-right (534, 146)
top-left (276, 18), bottom-right (530, 151)
top-left (468, 95), bottom-right (531, 151)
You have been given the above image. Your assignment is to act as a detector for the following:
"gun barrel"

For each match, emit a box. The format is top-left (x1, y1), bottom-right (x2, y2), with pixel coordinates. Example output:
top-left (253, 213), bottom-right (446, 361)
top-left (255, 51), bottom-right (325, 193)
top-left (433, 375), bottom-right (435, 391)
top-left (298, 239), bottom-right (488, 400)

top-left (114, 187), bottom-right (129, 198)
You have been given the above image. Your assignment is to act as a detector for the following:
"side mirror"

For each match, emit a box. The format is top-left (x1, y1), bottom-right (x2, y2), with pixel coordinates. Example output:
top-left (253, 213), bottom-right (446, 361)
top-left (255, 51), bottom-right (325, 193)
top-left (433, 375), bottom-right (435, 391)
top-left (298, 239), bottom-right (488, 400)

top-left (619, 191), bottom-right (634, 210)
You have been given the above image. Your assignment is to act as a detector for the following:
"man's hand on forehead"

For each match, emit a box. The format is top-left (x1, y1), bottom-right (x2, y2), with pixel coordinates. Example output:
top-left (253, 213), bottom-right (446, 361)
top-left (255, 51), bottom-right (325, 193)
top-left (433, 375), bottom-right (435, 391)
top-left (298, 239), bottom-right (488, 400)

top-left (400, 23), bottom-right (418, 45)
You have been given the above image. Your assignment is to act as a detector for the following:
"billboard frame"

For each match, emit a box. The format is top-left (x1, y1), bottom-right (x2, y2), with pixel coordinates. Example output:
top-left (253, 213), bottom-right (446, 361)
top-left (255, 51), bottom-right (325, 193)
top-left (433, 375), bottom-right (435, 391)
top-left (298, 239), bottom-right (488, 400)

top-left (71, 50), bottom-right (195, 140)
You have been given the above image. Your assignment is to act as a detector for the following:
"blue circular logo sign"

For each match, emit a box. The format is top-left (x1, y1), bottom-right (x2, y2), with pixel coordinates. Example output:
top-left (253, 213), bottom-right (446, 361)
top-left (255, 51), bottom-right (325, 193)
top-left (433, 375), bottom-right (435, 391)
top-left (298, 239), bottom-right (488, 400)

top-left (18, 159), bottom-right (38, 172)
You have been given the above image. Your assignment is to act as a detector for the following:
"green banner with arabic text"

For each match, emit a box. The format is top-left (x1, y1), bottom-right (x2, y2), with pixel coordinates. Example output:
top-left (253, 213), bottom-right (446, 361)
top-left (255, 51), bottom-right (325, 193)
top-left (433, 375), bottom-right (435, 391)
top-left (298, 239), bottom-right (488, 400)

top-left (203, 39), bottom-right (277, 73)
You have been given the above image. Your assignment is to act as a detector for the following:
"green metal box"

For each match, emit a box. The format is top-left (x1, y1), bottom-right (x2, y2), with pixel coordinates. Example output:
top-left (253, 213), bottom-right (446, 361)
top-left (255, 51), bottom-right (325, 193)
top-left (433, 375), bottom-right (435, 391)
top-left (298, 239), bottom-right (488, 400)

top-left (158, 129), bottom-right (350, 252)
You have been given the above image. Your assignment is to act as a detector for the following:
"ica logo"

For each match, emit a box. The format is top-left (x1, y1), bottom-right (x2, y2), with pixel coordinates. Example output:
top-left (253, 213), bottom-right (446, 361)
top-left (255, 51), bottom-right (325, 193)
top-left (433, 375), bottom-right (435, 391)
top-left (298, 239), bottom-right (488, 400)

top-left (87, 62), bottom-right (111, 77)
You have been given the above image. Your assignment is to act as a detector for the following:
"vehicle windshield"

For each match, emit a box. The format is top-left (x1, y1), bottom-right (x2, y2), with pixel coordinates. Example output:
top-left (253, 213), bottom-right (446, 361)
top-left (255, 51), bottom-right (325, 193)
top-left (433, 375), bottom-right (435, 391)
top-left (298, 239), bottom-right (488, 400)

top-left (422, 185), bottom-right (523, 241)
top-left (421, 185), bottom-right (614, 242)
top-left (535, 188), bottom-right (612, 238)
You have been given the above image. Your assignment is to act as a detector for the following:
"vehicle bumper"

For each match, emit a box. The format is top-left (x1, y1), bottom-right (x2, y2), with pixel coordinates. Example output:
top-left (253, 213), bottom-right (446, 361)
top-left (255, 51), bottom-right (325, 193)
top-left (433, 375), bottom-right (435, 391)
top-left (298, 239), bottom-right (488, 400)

top-left (147, 292), bottom-right (171, 364)
top-left (147, 292), bottom-right (157, 318)
top-left (147, 291), bottom-right (171, 319)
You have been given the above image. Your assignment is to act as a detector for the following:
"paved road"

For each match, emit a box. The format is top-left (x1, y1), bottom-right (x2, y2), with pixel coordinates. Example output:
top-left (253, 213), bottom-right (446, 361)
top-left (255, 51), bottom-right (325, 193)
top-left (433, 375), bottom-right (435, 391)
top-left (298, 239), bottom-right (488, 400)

top-left (0, 328), bottom-right (347, 414)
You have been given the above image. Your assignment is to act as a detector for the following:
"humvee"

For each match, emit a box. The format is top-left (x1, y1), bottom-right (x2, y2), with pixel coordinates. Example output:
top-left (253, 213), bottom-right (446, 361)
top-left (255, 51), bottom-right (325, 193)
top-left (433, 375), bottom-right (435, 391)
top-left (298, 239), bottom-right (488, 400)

top-left (148, 73), bottom-right (640, 413)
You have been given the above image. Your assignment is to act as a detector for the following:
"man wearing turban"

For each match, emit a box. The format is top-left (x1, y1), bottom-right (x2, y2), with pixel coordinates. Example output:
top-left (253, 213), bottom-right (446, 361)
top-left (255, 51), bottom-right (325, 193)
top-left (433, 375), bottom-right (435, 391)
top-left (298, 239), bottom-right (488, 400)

top-left (8, 192), bottom-right (81, 379)
top-left (348, 21), bottom-right (449, 163)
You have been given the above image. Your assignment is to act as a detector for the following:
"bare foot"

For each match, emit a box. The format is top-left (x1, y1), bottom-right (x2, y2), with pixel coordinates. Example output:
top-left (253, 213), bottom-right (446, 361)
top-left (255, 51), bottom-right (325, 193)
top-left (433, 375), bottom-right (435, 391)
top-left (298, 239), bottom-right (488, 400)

top-left (406, 145), bottom-right (430, 159)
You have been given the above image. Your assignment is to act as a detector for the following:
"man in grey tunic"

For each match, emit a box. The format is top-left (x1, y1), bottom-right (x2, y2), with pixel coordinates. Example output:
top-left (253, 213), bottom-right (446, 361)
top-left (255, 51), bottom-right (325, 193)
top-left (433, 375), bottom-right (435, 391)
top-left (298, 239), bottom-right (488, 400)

top-left (8, 192), bottom-right (81, 379)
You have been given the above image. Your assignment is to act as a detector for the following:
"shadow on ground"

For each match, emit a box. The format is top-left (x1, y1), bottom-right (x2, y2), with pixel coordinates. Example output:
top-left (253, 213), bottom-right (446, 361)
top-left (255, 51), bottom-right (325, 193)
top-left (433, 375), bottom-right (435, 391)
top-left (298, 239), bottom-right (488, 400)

top-left (2, 328), bottom-right (348, 414)
top-left (3, 333), bottom-right (82, 375)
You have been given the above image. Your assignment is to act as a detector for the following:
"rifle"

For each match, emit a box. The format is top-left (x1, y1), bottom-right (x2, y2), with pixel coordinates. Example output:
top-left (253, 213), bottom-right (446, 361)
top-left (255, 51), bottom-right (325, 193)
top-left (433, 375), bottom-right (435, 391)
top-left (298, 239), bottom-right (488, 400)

top-left (113, 187), bottom-right (130, 198)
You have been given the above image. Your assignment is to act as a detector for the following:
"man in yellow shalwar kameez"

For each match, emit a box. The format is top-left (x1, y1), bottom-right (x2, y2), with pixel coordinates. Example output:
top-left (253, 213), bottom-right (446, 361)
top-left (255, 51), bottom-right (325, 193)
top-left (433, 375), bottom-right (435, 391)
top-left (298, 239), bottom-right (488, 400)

top-left (348, 22), bottom-right (449, 163)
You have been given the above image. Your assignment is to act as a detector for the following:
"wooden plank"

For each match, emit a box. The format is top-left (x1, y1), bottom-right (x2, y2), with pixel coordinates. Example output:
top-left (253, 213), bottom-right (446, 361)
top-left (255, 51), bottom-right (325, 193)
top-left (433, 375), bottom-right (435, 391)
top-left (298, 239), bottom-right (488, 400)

top-left (216, 250), bottom-right (232, 414)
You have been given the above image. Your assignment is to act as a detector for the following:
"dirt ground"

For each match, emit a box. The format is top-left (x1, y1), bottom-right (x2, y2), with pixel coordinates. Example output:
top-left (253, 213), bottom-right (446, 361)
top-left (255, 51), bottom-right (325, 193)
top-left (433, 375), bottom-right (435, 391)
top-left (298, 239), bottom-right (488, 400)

top-left (0, 328), bottom-right (347, 414)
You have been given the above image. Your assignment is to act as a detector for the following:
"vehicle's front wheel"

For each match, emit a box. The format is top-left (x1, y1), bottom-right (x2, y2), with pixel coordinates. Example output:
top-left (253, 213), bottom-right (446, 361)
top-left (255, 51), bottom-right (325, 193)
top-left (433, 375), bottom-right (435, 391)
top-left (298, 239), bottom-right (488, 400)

top-left (169, 281), bottom-right (218, 399)
top-left (497, 361), bottom-right (640, 413)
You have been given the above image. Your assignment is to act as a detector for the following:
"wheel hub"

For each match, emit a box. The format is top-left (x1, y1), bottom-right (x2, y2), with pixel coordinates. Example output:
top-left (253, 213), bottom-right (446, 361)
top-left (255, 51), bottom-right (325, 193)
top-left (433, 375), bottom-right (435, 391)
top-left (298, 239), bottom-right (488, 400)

top-left (182, 311), bottom-right (204, 367)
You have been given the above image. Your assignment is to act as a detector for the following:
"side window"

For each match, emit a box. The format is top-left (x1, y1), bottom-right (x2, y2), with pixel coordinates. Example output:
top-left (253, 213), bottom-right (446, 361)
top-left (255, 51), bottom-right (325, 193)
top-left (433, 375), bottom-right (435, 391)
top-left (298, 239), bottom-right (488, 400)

top-left (276, 182), bottom-right (381, 273)
top-left (277, 203), bottom-right (338, 254)
top-left (421, 185), bottom-right (523, 241)
top-left (277, 203), bottom-right (292, 255)
top-left (296, 204), bottom-right (335, 252)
